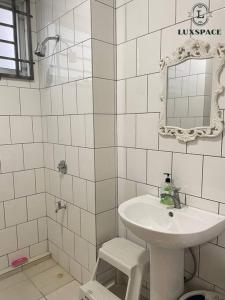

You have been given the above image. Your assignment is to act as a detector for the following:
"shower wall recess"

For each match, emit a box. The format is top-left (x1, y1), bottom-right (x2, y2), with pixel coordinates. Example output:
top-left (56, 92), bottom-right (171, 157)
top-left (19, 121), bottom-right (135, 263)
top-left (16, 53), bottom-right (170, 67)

top-left (0, 0), bottom-right (47, 272)
top-left (37, 0), bottom-right (117, 283)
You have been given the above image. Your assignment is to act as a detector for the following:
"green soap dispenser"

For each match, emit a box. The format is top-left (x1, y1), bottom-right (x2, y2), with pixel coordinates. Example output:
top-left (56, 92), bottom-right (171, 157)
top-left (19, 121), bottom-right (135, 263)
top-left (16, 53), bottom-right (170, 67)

top-left (160, 173), bottom-right (174, 205)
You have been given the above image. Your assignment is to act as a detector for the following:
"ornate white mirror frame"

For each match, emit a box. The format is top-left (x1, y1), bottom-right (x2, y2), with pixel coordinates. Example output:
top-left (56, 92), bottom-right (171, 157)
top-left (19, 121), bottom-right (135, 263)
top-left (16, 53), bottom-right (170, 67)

top-left (159, 39), bottom-right (225, 142)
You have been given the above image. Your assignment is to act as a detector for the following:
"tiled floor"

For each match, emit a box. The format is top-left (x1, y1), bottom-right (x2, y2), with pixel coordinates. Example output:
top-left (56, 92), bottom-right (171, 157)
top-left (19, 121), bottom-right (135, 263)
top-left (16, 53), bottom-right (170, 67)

top-left (0, 259), bottom-right (80, 300)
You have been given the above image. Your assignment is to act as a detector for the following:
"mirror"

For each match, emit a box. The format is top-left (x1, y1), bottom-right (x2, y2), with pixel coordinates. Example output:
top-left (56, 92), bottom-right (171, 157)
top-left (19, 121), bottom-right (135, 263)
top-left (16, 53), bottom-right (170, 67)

top-left (160, 39), bottom-right (225, 142)
top-left (167, 58), bottom-right (213, 129)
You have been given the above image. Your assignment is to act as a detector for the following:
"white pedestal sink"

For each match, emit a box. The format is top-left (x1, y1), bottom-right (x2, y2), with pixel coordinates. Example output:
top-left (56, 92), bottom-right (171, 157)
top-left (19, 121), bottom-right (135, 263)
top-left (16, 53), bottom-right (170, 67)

top-left (118, 195), bottom-right (225, 300)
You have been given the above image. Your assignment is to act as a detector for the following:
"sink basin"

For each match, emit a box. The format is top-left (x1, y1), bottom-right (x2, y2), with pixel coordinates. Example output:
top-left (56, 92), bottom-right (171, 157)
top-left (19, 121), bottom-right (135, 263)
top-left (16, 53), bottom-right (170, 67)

top-left (118, 194), bottom-right (225, 300)
top-left (118, 194), bottom-right (225, 249)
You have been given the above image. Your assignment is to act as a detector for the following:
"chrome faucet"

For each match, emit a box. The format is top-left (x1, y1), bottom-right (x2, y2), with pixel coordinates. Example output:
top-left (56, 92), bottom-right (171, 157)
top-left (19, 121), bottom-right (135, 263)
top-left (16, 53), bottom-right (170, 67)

top-left (161, 188), bottom-right (182, 209)
top-left (55, 201), bottom-right (67, 213)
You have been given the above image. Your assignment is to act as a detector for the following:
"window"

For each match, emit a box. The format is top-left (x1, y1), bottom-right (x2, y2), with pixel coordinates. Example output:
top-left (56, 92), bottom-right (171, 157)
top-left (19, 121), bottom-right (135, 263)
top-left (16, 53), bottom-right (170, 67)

top-left (0, 0), bottom-right (34, 80)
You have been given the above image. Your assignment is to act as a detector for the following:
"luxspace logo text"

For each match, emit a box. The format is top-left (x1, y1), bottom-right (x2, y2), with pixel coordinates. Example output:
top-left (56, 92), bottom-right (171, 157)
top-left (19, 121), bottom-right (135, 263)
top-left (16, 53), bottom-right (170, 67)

top-left (178, 2), bottom-right (222, 36)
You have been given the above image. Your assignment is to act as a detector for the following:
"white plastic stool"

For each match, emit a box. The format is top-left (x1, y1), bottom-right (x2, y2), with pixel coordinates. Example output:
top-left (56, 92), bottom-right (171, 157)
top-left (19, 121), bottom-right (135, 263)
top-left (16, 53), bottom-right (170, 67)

top-left (79, 238), bottom-right (149, 300)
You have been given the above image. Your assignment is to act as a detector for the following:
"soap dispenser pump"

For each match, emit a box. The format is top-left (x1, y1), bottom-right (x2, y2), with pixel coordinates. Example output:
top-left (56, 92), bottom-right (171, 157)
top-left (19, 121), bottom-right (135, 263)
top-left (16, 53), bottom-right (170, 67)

top-left (160, 173), bottom-right (174, 205)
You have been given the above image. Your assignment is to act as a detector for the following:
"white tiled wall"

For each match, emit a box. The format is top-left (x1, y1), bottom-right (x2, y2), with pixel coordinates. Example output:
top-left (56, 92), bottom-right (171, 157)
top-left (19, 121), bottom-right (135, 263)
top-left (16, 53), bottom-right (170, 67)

top-left (116, 0), bottom-right (225, 294)
top-left (0, 0), bottom-right (47, 271)
top-left (37, 0), bottom-right (116, 284)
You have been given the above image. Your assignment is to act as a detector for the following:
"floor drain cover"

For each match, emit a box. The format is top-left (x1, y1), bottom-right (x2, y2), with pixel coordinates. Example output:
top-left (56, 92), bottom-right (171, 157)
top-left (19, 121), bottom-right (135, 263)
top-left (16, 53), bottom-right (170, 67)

top-left (57, 273), bottom-right (64, 278)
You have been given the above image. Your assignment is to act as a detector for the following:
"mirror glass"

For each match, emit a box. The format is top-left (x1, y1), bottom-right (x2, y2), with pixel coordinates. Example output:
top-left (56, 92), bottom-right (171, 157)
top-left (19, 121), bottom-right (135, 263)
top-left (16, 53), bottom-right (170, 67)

top-left (166, 58), bottom-right (213, 129)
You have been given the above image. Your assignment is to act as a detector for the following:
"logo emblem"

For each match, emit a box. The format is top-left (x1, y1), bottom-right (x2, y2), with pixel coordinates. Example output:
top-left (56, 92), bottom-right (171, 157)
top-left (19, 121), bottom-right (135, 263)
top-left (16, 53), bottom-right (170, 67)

top-left (190, 3), bottom-right (210, 26)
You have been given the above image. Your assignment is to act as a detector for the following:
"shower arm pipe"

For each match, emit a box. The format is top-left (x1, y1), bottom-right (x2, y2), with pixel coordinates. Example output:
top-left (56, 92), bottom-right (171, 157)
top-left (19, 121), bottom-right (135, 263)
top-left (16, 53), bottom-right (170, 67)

top-left (40, 35), bottom-right (60, 45)
top-left (35, 34), bottom-right (60, 56)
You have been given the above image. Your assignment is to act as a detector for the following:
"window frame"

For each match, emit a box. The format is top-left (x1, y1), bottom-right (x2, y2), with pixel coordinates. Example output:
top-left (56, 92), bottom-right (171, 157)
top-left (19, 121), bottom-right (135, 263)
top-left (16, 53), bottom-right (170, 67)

top-left (0, 0), bottom-right (34, 80)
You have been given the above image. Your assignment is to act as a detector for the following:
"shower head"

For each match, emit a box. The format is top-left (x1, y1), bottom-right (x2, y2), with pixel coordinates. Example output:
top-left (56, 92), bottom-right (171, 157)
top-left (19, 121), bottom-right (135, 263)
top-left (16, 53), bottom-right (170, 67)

top-left (34, 34), bottom-right (60, 57)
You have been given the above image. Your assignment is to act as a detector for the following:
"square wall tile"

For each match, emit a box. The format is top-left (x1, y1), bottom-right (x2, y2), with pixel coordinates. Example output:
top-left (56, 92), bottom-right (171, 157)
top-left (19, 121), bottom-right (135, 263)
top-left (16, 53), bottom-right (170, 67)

top-left (47, 116), bottom-right (59, 144)
top-left (4, 197), bottom-right (27, 227)
top-left (0, 227), bottom-right (17, 256)
top-left (93, 78), bottom-right (115, 114)
top-left (0, 145), bottom-right (24, 172)
top-left (0, 256), bottom-right (8, 271)
top-left (60, 10), bottom-right (74, 51)
top-left (96, 209), bottom-right (116, 244)
top-left (92, 40), bottom-right (115, 80)
top-left (17, 220), bottom-right (38, 249)
top-left (41, 88), bottom-right (51, 116)
top-left (62, 82), bottom-right (77, 115)
top-left (161, 21), bottom-right (191, 58)
top-left (81, 210), bottom-right (96, 244)
top-left (20, 89), bottom-right (41, 115)
top-left (137, 31), bottom-right (161, 75)
top-left (117, 80), bottom-right (126, 114)
top-left (14, 170), bottom-right (36, 198)
top-left (69, 259), bottom-right (82, 282)
top-left (33, 117), bottom-right (43, 143)
top-left (147, 150), bottom-right (172, 186)
top-left (63, 228), bottom-right (74, 257)
top-left (126, 0), bottom-right (148, 40)
top-left (30, 241), bottom-right (48, 258)
top-left (0, 173), bottom-right (14, 201)
top-left (96, 179), bottom-right (116, 213)
top-left (68, 204), bottom-right (80, 235)
top-left (23, 143), bottom-right (44, 169)
top-left (27, 193), bottom-right (46, 220)
top-left (65, 146), bottom-right (79, 176)
top-left (75, 235), bottom-right (89, 269)
top-left (74, 177), bottom-right (87, 210)
top-left (116, 6), bottom-right (126, 44)
top-left (173, 153), bottom-right (203, 196)
top-left (35, 169), bottom-right (45, 193)
top-left (38, 217), bottom-right (47, 241)
top-left (11, 117), bottom-right (33, 144)
top-left (0, 117), bottom-right (11, 145)
top-left (77, 79), bottom-right (93, 114)
top-left (74, 0), bottom-right (91, 44)
top-left (186, 195), bottom-right (218, 213)
top-left (203, 156), bottom-right (225, 202)
top-left (44, 143), bottom-right (54, 169)
top-left (68, 44), bottom-right (84, 81)
top-left (117, 40), bottom-right (136, 80)
top-left (0, 203), bottom-right (5, 229)
top-left (71, 115), bottom-right (85, 147)
top-left (0, 87), bottom-right (20, 115)
top-left (149, 0), bottom-right (175, 32)
top-left (95, 147), bottom-right (116, 181)
top-left (117, 114), bottom-right (135, 147)
top-left (61, 175), bottom-right (73, 203)
top-left (51, 85), bottom-right (63, 115)
top-left (126, 76), bottom-right (148, 113)
top-left (188, 135), bottom-right (222, 156)
top-left (79, 148), bottom-right (95, 181)
top-left (136, 113), bottom-right (159, 149)
top-left (118, 147), bottom-right (127, 178)
top-left (211, 0), bottom-right (225, 10)
top-left (200, 243), bottom-right (225, 290)
top-left (127, 148), bottom-right (147, 183)
top-left (92, 0), bottom-right (114, 43)
top-left (148, 73), bottom-right (161, 113)
top-left (47, 219), bottom-right (62, 248)
top-left (58, 116), bottom-right (71, 145)
top-left (94, 115), bottom-right (115, 147)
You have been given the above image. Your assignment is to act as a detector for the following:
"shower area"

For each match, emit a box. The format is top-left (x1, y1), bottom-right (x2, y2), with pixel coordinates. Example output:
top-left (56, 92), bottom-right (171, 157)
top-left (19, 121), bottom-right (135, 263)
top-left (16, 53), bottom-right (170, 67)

top-left (0, 0), bottom-right (117, 290)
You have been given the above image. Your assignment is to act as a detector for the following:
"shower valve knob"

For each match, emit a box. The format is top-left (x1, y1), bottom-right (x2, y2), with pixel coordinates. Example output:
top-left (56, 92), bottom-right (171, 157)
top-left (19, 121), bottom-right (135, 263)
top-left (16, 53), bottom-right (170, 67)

top-left (57, 160), bottom-right (67, 174)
